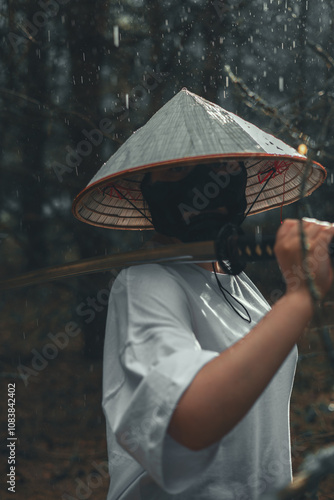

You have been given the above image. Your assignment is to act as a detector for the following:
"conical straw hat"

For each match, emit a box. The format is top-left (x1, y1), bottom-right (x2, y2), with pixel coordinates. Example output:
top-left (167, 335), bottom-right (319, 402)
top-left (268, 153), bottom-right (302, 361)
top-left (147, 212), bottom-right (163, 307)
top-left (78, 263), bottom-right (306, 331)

top-left (72, 88), bottom-right (326, 230)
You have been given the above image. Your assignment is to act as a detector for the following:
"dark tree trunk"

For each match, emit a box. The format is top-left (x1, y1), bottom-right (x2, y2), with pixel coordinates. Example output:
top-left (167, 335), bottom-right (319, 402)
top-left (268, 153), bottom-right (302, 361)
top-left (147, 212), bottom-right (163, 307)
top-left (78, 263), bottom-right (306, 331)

top-left (65, 0), bottom-right (111, 259)
top-left (17, 8), bottom-right (48, 269)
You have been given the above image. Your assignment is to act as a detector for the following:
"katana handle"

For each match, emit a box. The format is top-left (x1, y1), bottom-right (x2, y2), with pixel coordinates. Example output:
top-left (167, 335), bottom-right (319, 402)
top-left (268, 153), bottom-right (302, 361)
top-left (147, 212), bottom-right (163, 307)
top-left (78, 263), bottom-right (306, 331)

top-left (215, 223), bottom-right (334, 275)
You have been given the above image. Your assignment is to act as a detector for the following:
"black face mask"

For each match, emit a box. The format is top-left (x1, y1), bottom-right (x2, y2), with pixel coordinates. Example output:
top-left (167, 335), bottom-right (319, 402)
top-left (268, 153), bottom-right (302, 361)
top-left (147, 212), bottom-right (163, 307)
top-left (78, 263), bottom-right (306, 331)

top-left (140, 162), bottom-right (248, 242)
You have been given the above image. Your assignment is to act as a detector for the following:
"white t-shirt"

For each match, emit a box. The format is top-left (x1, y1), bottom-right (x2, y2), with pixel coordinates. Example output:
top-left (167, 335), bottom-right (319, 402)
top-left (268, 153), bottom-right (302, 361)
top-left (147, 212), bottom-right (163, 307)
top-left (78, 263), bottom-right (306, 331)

top-left (102, 262), bottom-right (297, 499)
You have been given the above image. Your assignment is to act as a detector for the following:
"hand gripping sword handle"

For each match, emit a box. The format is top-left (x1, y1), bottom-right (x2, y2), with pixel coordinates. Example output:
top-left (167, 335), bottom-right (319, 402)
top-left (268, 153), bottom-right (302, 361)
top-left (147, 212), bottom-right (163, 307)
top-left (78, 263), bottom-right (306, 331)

top-left (215, 224), bottom-right (334, 276)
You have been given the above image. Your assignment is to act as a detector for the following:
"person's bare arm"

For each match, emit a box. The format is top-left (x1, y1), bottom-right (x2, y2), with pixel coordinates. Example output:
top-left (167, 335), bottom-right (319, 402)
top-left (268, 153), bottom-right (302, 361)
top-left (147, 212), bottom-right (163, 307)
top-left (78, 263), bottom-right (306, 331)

top-left (168, 219), bottom-right (334, 451)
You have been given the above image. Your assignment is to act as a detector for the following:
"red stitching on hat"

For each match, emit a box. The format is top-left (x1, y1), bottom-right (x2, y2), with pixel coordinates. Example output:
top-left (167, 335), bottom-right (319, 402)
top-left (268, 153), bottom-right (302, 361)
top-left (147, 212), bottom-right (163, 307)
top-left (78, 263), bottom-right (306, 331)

top-left (257, 160), bottom-right (292, 184)
top-left (99, 184), bottom-right (142, 201)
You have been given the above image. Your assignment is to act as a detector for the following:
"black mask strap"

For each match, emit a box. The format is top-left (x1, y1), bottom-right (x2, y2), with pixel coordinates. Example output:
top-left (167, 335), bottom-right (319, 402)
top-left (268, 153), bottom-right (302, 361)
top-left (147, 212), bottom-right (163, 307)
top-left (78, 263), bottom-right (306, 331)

top-left (212, 263), bottom-right (251, 323)
top-left (243, 168), bottom-right (275, 220)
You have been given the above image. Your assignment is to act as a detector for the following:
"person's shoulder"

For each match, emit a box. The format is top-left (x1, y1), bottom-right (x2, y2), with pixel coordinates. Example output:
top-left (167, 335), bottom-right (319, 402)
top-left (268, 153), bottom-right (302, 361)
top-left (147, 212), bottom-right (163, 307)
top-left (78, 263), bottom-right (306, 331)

top-left (124, 263), bottom-right (176, 279)
top-left (111, 263), bottom-right (181, 294)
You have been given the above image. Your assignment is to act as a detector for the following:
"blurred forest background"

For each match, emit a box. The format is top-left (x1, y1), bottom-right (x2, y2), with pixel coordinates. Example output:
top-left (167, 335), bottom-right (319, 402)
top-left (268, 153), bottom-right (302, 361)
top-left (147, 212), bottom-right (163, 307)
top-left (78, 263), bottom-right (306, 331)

top-left (1, 0), bottom-right (334, 498)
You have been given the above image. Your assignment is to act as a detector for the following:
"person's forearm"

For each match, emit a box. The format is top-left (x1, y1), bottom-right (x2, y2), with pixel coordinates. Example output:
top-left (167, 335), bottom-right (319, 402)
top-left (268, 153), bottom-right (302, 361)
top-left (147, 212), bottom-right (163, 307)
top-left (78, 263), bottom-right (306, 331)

top-left (168, 289), bottom-right (313, 451)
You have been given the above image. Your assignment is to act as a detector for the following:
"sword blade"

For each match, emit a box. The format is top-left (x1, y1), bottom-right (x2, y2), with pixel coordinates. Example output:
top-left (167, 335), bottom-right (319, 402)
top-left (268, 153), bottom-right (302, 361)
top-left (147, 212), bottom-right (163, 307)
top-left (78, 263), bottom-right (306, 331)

top-left (0, 240), bottom-right (216, 290)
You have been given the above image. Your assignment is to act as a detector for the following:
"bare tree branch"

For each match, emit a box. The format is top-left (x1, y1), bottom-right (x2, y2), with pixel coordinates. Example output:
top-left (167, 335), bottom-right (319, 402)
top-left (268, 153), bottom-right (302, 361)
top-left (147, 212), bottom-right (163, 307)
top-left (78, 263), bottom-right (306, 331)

top-left (307, 41), bottom-right (334, 70)
top-left (0, 87), bottom-right (116, 141)
top-left (224, 64), bottom-right (312, 146)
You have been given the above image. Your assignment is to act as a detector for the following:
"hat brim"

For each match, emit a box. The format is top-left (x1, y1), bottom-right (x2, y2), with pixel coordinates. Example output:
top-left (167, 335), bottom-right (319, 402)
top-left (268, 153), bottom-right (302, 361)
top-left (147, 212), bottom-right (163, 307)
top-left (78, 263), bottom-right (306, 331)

top-left (72, 153), bottom-right (326, 230)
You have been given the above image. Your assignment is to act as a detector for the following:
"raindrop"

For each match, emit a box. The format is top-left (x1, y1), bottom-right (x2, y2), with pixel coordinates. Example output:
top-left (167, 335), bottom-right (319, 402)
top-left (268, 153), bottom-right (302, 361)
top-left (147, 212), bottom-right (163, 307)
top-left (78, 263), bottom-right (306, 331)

top-left (113, 25), bottom-right (119, 47)
top-left (279, 76), bottom-right (284, 92)
top-left (82, 52), bottom-right (86, 61)
top-left (125, 94), bottom-right (129, 109)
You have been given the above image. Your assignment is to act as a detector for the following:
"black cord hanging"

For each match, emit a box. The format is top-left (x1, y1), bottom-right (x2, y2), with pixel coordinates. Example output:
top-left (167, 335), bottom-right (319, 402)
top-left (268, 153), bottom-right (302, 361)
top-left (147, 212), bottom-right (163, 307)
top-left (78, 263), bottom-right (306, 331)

top-left (243, 167), bottom-right (275, 220)
top-left (212, 262), bottom-right (251, 323)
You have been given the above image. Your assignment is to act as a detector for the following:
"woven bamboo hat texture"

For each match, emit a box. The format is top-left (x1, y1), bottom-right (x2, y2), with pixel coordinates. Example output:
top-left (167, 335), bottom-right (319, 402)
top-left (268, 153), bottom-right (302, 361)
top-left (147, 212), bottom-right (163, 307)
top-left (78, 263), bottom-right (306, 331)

top-left (72, 88), bottom-right (326, 230)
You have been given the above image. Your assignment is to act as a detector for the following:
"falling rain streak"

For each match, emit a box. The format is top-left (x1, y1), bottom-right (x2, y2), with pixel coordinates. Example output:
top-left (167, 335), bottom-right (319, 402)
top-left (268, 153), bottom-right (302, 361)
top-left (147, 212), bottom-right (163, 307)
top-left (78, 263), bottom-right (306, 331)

top-left (279, 76), bottom-right (284, 91)
top-left (113, 25), bottom-right (119, 47)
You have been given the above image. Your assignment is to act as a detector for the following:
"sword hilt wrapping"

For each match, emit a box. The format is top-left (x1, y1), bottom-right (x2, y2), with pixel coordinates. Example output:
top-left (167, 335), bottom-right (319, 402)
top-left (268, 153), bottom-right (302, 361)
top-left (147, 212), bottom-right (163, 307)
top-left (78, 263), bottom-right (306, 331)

top-left (215, 224), bottom-right (334, 276)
